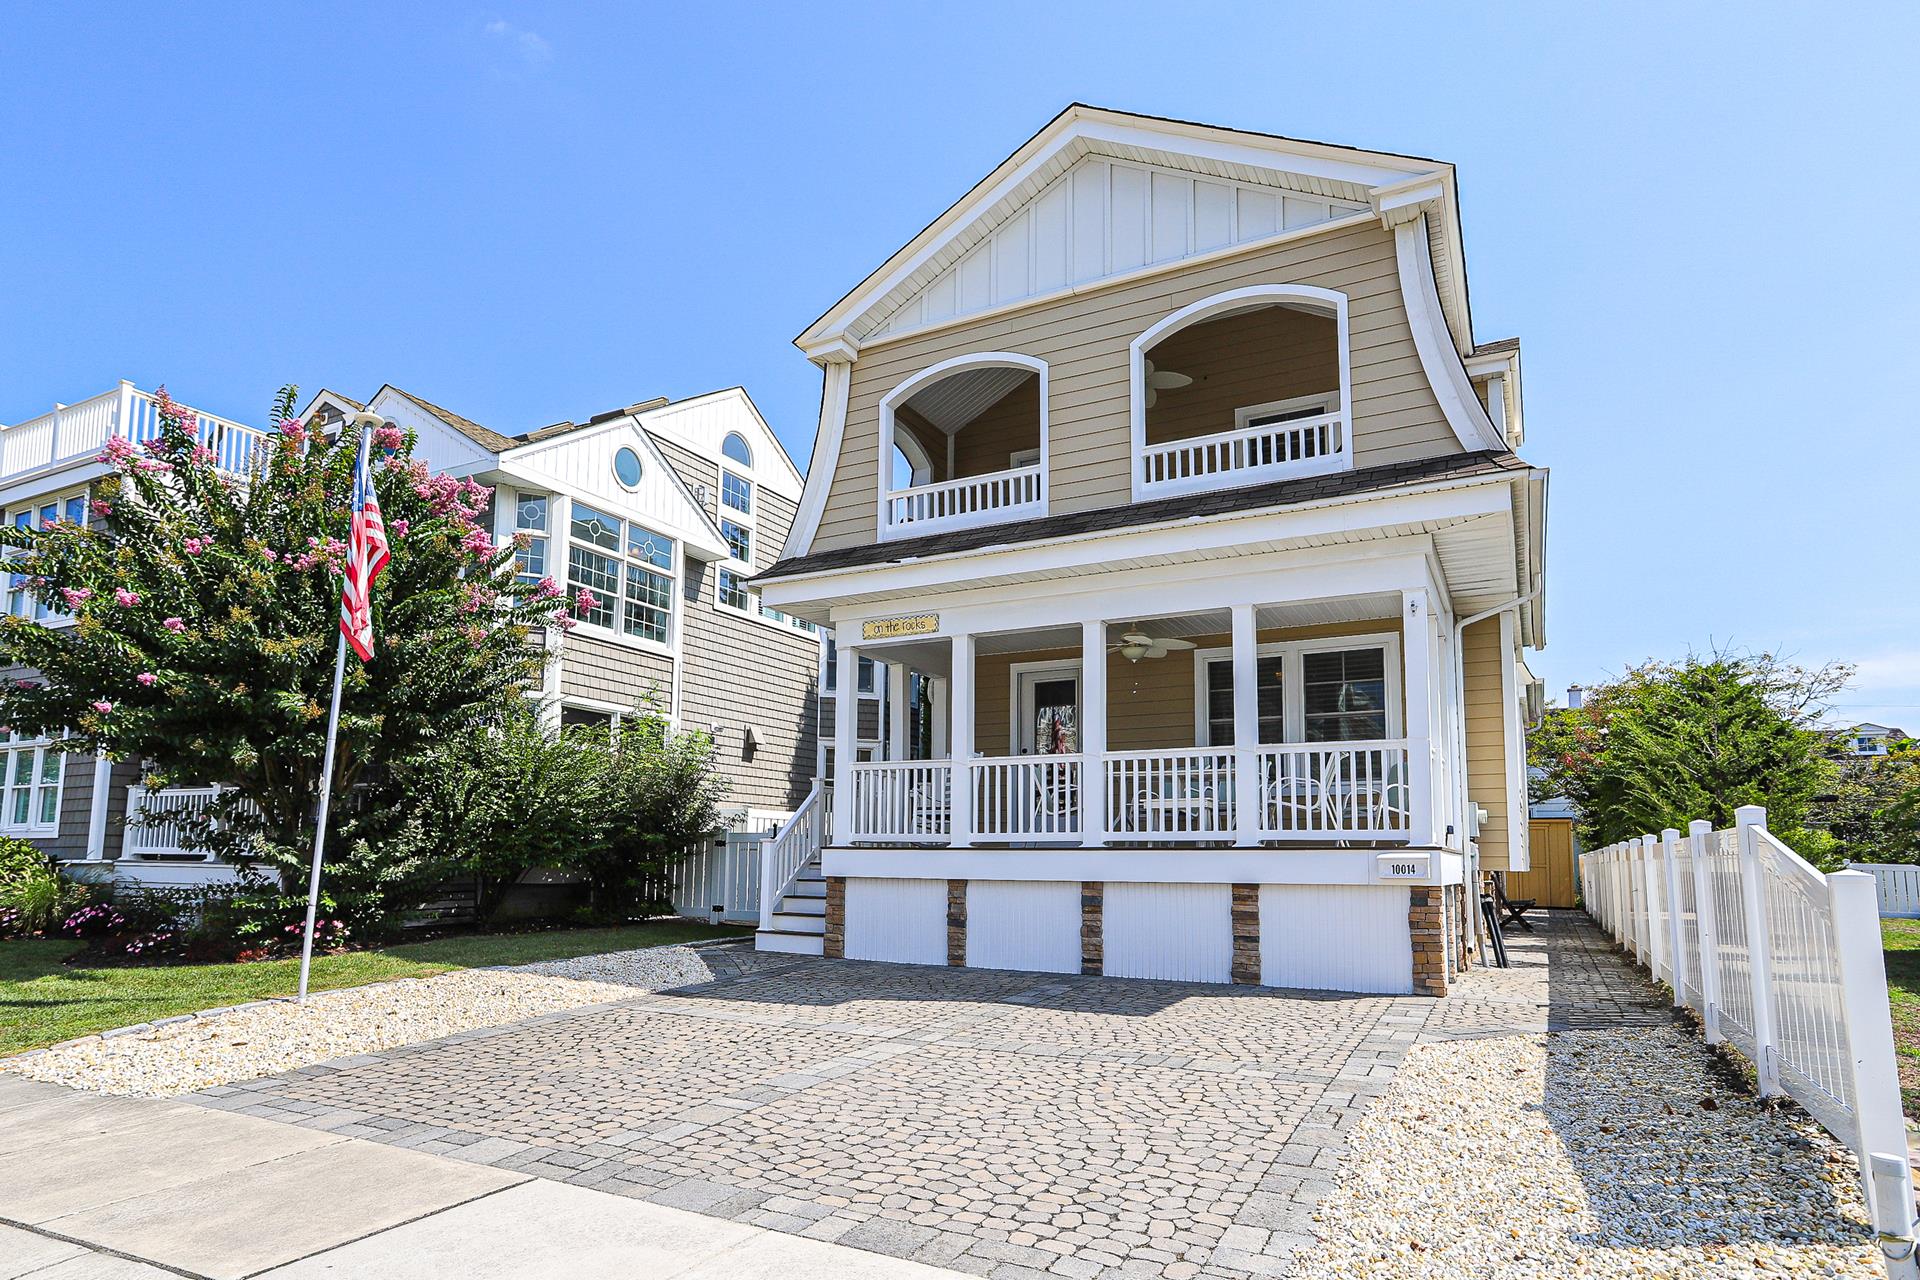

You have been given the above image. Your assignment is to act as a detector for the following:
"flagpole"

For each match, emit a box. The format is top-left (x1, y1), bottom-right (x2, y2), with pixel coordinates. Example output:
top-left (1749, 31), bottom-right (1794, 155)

top-left (297, 420), bottom-right (372, 1003)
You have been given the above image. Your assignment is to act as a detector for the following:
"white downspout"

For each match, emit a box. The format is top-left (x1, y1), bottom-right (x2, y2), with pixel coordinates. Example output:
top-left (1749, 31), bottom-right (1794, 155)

top-left (1452, 584), bottom-right (1542, 961)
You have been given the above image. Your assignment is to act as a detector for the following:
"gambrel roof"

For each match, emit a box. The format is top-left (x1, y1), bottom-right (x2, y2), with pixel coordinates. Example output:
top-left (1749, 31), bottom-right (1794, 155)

top-left (795, 104), bottom-right (1475, 362)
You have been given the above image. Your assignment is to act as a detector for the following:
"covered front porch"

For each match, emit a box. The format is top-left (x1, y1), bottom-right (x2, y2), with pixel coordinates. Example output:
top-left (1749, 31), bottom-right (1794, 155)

top-left (827, 571), bottom-right (1459, 858)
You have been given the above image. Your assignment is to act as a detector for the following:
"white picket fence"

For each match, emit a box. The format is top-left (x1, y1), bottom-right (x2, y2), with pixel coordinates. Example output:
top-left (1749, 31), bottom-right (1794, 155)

top-left (1583, 807), bottom-right (1917, 1273)
top-left (1855, 863), bottom-right (1920, 919)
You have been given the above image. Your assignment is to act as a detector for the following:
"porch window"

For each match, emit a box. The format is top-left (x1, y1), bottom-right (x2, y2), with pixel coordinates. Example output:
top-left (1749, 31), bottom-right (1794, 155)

top-left (1202, 656), bottom-right (1286, 745)
top-left (513, 493), bottom-right (549, 586)
top-left (1302, 648), bottom-right (1389, 741)
top-left (0, 729), bottom-right (63, 835)
top-left (1196, 639), bottom-right (1397, 745)
top-left (566, 501), bottom-right (675, 644)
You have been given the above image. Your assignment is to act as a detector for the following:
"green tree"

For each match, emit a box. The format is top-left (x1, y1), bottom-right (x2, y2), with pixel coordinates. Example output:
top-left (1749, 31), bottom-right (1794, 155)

top-left (1529, 651), bottom-right (1847, 866)
top-left (0, 386), bottom-right (586, 893)
top-left (1810, 740), bottom-right (1920, 866)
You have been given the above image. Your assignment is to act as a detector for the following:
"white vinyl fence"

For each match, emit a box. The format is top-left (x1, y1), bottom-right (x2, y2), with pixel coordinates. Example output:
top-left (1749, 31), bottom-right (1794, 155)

top-left (669, 828), bottom-right (774, 924)
top-left (1583, 807), bottom-right (1917, 1275)
top-left (1855, 863), bottom-right (1920, 920)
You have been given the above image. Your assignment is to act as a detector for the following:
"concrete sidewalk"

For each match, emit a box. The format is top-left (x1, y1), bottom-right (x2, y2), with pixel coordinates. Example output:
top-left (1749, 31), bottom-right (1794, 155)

top-left (0, 1074), bottom-right (954, 1279)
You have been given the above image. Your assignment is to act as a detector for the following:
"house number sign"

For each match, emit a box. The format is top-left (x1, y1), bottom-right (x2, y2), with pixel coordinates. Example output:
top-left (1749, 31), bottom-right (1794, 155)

top-left (862, 613), bottom-right (939, 640)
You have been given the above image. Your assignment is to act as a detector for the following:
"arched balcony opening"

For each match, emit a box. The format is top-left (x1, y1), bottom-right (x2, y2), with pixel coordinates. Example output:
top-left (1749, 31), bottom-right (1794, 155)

top-left (1131, 285), bottom-right (1351, 500)
top-left (879, 353), bottom-right (1047, 538)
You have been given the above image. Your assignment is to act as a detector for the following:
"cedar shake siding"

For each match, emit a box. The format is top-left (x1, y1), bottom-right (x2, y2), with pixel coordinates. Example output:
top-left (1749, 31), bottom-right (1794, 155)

top-left (813, 222), bottom-right (1456, 553)
top-left (558, 631), bottom-right (674, 710)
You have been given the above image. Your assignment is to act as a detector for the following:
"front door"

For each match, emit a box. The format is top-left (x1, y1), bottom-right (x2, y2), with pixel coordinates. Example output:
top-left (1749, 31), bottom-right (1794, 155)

top-left (1015, 664), bottom-right (1081, 755)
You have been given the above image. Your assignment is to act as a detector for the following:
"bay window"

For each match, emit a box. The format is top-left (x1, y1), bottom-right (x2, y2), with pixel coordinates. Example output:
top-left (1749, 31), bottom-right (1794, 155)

top-left (566, 500), bottom-right (676, 645)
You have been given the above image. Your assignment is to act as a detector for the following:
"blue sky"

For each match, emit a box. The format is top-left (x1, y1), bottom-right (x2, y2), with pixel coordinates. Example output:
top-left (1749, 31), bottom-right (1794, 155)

top-left (3, 3), bottom-right (1915, 725)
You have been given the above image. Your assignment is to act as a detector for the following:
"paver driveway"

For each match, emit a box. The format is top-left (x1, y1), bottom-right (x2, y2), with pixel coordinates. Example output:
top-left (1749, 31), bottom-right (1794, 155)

top-left (192, 918), bottom-right (1671, 1280)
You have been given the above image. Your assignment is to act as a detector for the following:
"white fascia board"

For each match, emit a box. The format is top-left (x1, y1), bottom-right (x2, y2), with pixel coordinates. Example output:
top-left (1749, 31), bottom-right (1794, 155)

top-left (824, 845), bottom-right (1437, 885)
top-left (760, 477), bottom-right (1511, 610)
top-left (1393, 218), bottom-right (1506, 453)
top-left (494, 444), bottom-right (730, 560)
top-left (796, 105), bottom-right (1445, 357)
top-left (780, 360), bottom-right (851, 559)
top-left (638, 386), bottom-right (805, 499)
top-left (0, 459), bottom-right (113, 510)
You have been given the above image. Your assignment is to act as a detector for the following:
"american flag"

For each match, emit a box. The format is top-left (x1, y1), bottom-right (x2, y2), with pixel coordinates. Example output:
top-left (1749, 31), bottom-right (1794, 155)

top-left (340, 429), bottom-right (391, 662)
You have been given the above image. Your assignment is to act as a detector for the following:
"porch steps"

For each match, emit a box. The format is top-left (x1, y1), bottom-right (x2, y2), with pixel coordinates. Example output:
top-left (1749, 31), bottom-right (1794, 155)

top-left (754, 861), bottom-right (826, 956)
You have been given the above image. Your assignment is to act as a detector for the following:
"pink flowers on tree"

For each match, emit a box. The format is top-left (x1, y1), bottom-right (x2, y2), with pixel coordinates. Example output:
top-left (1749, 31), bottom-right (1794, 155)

top-left (60, 588), bottom-right (91, 609)
top-left (113, 588), bottom-right (140, 607)
top-left (162, 617), bottom-right (186, 633)
top-left (136, 672), bottom-right (157, 687)
top-left (91, 701), bottom-right (113, 714)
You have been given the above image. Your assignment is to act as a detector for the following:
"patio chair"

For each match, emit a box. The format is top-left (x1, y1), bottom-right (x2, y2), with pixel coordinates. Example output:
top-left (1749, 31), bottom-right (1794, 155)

top-left (1491, 871), bottom-right (1535, 932)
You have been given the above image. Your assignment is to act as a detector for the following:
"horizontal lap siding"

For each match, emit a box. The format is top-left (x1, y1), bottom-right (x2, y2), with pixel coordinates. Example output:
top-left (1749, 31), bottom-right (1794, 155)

top-left (656, 436), bottom-right (822, 812)
top-left (1463, 617), bottom-right (1510, 870)
top-left (814, 223), bottom-right (1455, 552)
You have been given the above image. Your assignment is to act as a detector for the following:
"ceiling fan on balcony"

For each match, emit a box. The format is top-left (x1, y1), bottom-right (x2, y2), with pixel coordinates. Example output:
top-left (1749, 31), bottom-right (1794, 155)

top-left (1107, 628), bottom-right (1198, 662)
top-left (1143, 360), bottom-right (1193, 409)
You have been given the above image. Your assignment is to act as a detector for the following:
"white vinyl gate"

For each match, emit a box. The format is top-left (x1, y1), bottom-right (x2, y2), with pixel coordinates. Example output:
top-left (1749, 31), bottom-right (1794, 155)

top-left (1583, 807), bottom-right (1917, 1275)
top-left (670, 829), bottom-right (773, 924)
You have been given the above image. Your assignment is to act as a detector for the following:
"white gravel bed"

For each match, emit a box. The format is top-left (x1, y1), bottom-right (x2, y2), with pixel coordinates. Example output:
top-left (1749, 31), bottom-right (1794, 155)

top-left (1295, 1025), bottom-right (1880, 1279)
top-left (3, 942), bottom-right (732, 1099)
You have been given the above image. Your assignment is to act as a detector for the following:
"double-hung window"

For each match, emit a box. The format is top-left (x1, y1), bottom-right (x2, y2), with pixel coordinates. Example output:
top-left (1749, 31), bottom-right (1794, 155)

top-left (513, 494), bottom-right (549, 586)
top-left (566, 501), bottom-right (676, 645)
top-left (720, 470), bottom-right (752, 516)
top-left (0, 729), bottom-right (63, 835)
top-left (6, 490), bottom-right (87, 621)
top-left (1196, 636), bottom-right (1398, 745)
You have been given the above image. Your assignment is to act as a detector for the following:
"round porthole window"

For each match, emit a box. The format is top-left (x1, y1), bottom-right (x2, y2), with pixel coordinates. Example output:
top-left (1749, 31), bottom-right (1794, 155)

top-left (613, 446), bottom-right (644, 489)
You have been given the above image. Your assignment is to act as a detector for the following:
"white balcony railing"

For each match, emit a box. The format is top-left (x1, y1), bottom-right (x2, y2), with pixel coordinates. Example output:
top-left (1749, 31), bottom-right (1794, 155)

top-left (971, 756), bottom-right (1081, 839)
top-left (844, 741), bottom-right (1414, 846)
top-left (1105, 748), bottom-right (1236, 838)
top-left (1139, 409), bottom-right (1348, 499)
top-left (1, 383), bottom-right (269, 481)
top-left (848, 761), bottom-right (951, 842)
top-left (122, 785), bottom-right (227, 860)
top-left (883, 463), bottom-right (1043, 536)
top-left (1253, 740), bottom-right (1410, 838)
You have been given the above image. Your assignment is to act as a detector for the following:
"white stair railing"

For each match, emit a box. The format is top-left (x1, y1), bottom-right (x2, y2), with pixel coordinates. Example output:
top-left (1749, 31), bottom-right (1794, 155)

top-left (757, 786), bottom-right (825, 931)
top-left (1583, 807), bottom-right (1916, 1267)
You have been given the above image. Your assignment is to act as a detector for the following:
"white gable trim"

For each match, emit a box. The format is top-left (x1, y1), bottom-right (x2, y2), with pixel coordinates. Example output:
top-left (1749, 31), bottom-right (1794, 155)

top-left (636, 386), bottom-right (804, 500)
top-left (503, 417), bottom-right (728, 560)
top-left (1393, 217), bottom-right (1505, 454)
top-left (365, 388), bottom-right (496, 474)
top-left (780, 360), bottom-right (851, 560)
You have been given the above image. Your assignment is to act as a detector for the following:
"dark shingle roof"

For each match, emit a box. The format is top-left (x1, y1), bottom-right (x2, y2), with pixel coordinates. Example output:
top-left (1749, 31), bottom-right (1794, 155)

top-left (389, 388), bottom-right (519, 452)
top-left (758, 449), bottom-right (1530, 582)
top-left (1471, 337), bottom-right (1521, 357)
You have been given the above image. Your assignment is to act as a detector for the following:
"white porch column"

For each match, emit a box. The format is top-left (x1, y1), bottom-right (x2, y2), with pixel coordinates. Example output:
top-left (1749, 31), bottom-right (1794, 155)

top-left (948, 631), bottom-right (975, 848)
top-left (1080, 620), bottom-right (1107, 846)
top-left (885, 662), bottom-right (910, 761)
top-left (84, 754), bottom-right (113, 860)
top-left (1401, 590), bottom-right (1436, 848)
top-left (831, 628), bottom-right (858, 841)
top-left (1231, 604), bottom-right (1259, 847)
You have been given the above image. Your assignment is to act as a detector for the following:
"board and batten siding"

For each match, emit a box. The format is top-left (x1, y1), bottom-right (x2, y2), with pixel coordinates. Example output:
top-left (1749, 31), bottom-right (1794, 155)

top-left (813, 221), bottom-right (1456, 553)
top-left (1462, 616), bottom-right (1512, 870)
top-left (652, 434), bottom-right (822, 812)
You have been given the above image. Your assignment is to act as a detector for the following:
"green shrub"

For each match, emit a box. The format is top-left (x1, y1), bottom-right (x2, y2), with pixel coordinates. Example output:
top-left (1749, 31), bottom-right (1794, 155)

top-left (0, 841), bottom-right (77, 937)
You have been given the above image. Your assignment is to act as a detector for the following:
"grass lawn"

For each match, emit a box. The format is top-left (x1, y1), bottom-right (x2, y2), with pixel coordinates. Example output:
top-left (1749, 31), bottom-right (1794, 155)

top-left (0, 920), bottom-right (741, 1057)
top-left (1883, 918), bottom-right (1920, 1118)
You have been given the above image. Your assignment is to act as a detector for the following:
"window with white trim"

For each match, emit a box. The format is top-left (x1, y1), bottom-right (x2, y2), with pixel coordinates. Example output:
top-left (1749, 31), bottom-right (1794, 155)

top-left (0, 729), bottom-right (63, 835)
top-left (6, 490), bottom-right (87, 621)
top-left (565, 501), bottom-right (675, 645)
top-left (721, 432), bottom-right (753, 467)
top-left (717, 567), bottom-right (749, 611)
top-left (720, 518), bottom-right (750, 563)
top-left (513, 493), bottom-right (549, 586)
top-left (1196, 636), bottom-right (1399, 746)
top-left (720, 470), bottom-right (752, 515)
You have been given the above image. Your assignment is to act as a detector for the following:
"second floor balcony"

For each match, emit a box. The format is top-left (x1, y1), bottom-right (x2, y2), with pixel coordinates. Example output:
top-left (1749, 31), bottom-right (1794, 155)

top-left (0, 382), bottom-right (268, 485)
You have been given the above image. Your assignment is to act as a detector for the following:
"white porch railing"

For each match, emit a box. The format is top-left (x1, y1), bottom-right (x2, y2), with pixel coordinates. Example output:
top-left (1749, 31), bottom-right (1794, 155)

top-left (0, 383), bottom-right (270, 479)
top-left (848, 761), bottom-right (951, 842)
top-left (883, 463), bottom-right (1043, 535)
top-left (1853, 863), bottom-right (1920, 919)
top-left (1105, 749), bottom-right (1235, 838)
top-left (971, 756), bottom-right (1082, 839)
top-left (1583, 809), bottom-right (1915, 1266)
top-left (1253, 740), bottom-right (1410, 838)
top-left (1139, 409), bottom-right (1347, 499)
top-left (757, 785), bottom-right (826, 931)
top-left (122, 785), bottom-right (227, 860)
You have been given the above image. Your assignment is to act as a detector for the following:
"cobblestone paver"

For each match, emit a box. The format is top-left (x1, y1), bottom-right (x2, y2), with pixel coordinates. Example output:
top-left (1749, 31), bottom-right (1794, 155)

top-left (191, 913), bottom-right (1646, 1279)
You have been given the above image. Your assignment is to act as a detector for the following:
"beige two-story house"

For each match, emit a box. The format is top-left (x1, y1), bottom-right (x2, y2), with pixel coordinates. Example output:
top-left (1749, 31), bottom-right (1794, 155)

top-left (751, 107), bottom-right (1547, 997)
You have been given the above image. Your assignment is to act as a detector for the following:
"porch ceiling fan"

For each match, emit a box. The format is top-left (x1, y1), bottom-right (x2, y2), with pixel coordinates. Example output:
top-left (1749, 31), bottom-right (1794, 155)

top-left (1143, 360), bottom-right (1193, 409)
top-left (1107, 628), bottom-right (1197, 663)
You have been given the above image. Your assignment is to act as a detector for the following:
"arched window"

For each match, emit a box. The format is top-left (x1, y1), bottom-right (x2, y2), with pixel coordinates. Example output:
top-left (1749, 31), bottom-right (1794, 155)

top-left (721, 432), bottom-right (753, 467)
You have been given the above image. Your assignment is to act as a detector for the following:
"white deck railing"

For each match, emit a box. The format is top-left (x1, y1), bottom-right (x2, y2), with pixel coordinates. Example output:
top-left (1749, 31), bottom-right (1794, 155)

top-left (0, 383), bottom-right (269, 479)
top-left (1253, 740), bottom-right (1410, 838)
top-left (1583, 809), bottom-right (1914, 1259)
top-left (883, 463), bottom-right (1043, 536)
top-left (971, 756), bottom-right (1082, 839)
top-left (122, 785), bottom-right (227, 860)
top-left (757, 785), bottom-right (825, 931)
top-left (1105, 749), bottom-right (1235, 838)
top-left (847, 761), bottom-right (951, 842)
top-left (1139, 409), bottom-right (1348, 499)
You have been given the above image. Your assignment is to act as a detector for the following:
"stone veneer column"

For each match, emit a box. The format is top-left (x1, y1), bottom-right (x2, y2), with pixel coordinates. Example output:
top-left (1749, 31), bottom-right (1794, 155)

top-left (822, 876), bottom-right (846, 959)
top-left (1080, 882), bottom-right (1104, 976)
top-left (947, 879), bottom-right (967, 967)
top-left (1409, 887), bottom-right (1448, 996)
top-left (1230, 884), bottom-right (1261, 984)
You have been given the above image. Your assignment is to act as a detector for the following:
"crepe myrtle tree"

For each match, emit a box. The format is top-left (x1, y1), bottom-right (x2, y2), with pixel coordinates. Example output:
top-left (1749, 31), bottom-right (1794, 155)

top-left (0, 386), bottom-right (595, 885)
